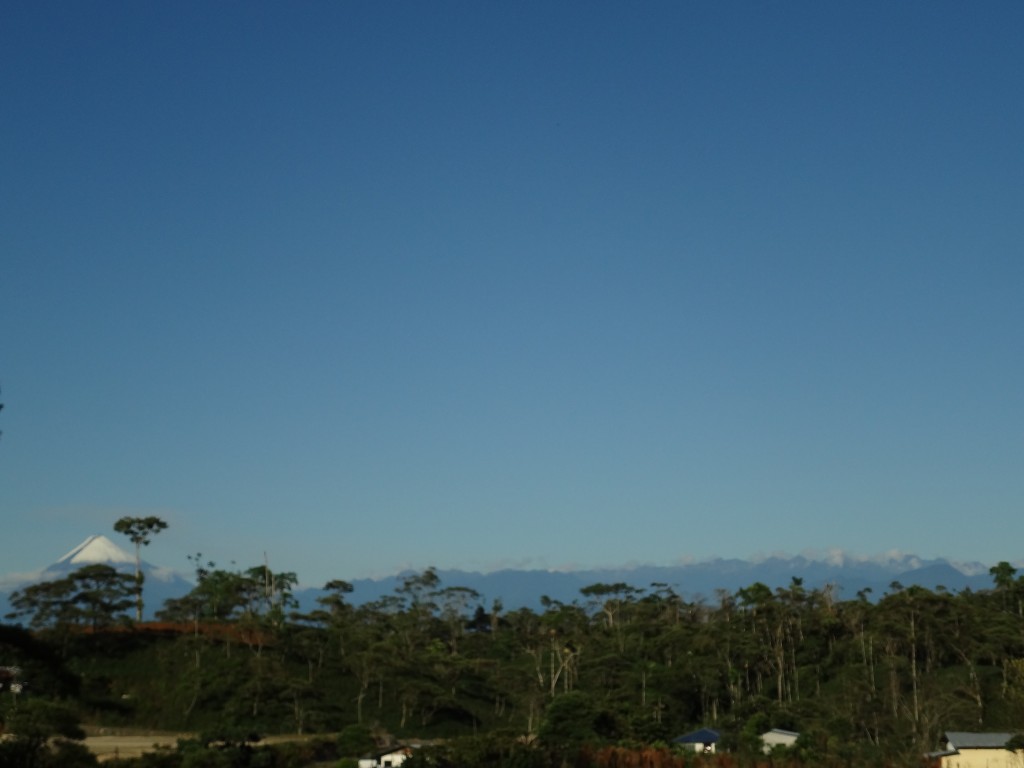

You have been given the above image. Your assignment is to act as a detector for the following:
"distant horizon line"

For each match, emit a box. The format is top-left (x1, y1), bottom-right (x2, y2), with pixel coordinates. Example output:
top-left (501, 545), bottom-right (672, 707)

top-left (2, 535), bottom-right (1013, 592)
top-left (369, 549), bottom-right (1002, 579)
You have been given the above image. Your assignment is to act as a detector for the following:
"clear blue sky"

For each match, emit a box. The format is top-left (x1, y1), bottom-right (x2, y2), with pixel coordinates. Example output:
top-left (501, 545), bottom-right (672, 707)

top-left (2, 2), bottom-right (1022, 588)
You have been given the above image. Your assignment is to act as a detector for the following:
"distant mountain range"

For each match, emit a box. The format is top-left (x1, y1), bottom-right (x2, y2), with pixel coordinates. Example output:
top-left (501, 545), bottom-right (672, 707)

top-left (0, 536), bottom-right (1009, 622)
top-left (316, 553), bottom-right (1000, 613)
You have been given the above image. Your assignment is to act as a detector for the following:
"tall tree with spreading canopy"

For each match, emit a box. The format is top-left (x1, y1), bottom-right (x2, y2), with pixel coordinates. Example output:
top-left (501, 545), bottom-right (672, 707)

top-left (6, 564), bottom-right (135, 658)
top-left (113, 515), bottom-right (168, 621)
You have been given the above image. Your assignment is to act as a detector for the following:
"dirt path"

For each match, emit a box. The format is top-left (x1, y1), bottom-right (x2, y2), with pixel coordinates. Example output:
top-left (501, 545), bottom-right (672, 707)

top-left (83, 732), bottom-right (189, 761)
top-left (82, 731), bottom-right (328, 762)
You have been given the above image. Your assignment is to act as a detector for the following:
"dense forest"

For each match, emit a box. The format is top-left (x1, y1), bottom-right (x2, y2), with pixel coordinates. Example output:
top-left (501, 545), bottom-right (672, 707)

top-left (3, 529), bottom-right (1024, 767)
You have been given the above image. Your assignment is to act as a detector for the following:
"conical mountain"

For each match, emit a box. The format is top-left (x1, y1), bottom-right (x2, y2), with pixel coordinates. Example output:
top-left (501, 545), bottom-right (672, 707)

top-left (55, 534), bottom-right (135, 566)
top-left (45, 534), bottom-right (158, 579)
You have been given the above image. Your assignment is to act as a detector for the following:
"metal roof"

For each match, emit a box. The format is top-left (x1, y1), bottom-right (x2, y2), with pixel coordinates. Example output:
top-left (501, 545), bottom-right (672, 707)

top-left (945, 732), bottom-right (1014, 750)
top-left (674, 728), bottom-right (720, 744)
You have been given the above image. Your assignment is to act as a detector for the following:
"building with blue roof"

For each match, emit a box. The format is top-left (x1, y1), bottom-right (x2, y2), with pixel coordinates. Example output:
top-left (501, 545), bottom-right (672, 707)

top-left (673, 728), bottom-right (720, 754)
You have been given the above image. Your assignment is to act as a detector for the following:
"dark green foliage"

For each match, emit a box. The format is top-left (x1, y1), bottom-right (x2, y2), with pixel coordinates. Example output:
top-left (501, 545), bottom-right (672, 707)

top-left (40, 738), bottom-right (99, 768)
top-left (1006, 734), bottom-right (1024, 751)
top-left (6, 564), bottom-right (135, 632)
top-left (108, 752), bottom-right (182, 768)
top-left (336, 723), bottom-right (376, 757)
top-left (266, 737), bottom-right (339, 767)
top-left (9, 559), bottom-right (1024, 767)
top-left (404, 736), bottom-right (551, 768)
top-left (538, 691), bottom-right (601, 748)
top-left (0, 623), bottom-right (80, 697)
top-left (0, 698), bottom-right (90, 768)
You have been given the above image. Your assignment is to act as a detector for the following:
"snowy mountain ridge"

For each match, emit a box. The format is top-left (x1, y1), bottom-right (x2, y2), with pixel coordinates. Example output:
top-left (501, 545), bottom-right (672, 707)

top-left (56, 534), bottom-right (135, 566)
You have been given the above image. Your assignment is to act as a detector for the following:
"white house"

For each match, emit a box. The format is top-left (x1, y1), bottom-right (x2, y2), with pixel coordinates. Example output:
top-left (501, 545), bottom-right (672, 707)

top-left (761, 729), bottom-right (799, 753)
top-left (936, 732), bottom-right (1022, 768)
top-left (358, 747), bottom-right (413, 768)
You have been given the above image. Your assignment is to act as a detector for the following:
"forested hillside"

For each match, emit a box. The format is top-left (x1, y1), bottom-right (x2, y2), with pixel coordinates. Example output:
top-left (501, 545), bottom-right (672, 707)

top-left (4, 560), bottom-right (1024, 767)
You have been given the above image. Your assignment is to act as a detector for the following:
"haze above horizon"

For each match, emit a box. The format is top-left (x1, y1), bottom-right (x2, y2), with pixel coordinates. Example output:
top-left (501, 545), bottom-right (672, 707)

top-left (0, 534), bottom-right (1003, 595)
top-left (2, 2), bottom-right (1022, 589)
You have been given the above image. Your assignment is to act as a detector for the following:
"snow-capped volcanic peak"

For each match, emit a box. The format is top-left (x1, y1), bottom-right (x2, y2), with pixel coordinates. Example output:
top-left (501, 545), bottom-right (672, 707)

top-left (57, 535), bottom-right (135, 565)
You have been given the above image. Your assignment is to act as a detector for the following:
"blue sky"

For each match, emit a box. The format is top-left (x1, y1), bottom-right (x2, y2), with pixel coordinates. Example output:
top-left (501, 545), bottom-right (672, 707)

top-left (2, 2), bottom-right (1023, 589)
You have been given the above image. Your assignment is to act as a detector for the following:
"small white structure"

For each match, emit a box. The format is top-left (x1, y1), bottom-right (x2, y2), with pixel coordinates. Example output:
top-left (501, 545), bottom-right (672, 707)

top-left (761, 729), bottom-right (799, 753)
top-left (358, 747), bottom-right (413, 768)
top-left (936, 732), bottom-right (1021, 768)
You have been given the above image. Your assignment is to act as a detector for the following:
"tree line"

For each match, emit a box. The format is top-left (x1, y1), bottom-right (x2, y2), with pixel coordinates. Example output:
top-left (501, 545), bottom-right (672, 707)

top-left (4, 518), bottom-right (1024, 768)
